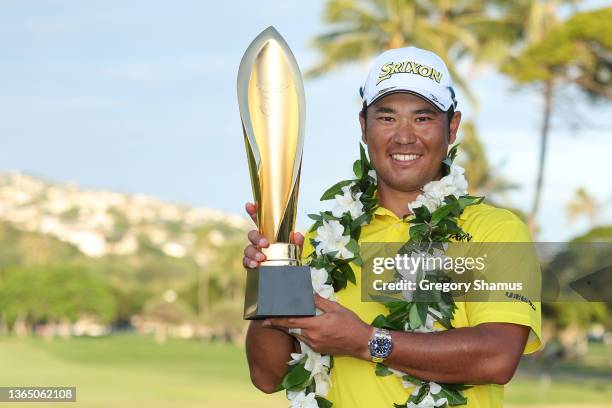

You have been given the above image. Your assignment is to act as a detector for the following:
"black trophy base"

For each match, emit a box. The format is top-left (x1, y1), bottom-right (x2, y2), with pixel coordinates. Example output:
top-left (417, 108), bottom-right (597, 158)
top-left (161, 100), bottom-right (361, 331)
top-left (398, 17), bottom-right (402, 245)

top-left (244, 265), bottom-right (315, 320)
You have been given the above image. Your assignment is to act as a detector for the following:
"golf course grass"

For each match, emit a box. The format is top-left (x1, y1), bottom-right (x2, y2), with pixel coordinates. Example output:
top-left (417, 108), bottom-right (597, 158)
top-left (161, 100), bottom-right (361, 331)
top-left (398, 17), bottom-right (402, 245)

top-left (0, 334), bottom-right (610, 407)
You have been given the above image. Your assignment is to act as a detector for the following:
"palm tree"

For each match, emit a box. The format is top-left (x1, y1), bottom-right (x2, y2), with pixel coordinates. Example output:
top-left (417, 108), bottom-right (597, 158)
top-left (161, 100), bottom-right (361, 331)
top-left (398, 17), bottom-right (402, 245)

top-left (502, 6), bottom-right (612, 233)
top-left (565, 187), bottom-right (599, 227)
top-left (308, 0), bottom-right (534, 210)
top-left (308, 0), bottom-right (524, 109)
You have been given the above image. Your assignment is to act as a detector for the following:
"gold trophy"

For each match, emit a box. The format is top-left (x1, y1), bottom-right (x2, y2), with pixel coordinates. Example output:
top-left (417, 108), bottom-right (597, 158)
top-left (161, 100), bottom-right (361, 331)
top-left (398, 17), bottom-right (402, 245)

top-left (238, 26), bottom-right (315, 319)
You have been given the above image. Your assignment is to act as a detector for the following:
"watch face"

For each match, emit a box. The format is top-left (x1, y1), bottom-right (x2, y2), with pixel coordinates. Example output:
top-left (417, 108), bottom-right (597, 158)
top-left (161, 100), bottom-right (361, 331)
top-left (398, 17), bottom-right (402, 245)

top-left (369, 337), bottom-right (392, 358)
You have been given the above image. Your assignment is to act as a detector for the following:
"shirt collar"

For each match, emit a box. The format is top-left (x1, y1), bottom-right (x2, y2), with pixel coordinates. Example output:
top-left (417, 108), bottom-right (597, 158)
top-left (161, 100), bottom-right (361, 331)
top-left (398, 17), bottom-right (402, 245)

top-left (372, 189), bottom-right (415, 222)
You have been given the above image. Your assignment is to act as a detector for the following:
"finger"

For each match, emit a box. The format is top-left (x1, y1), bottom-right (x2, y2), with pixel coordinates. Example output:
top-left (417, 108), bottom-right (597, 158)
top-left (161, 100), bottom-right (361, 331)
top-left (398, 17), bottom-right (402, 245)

top-left (314, 294), bottom-right (338, 313)
top-left (245, 202), bottom-right (258, 223)
top-left (243, 244), bottom-right (266, 264)
top-left (262, 316), bottom-right (316, 330)
top-left (292, 231), bottom-right (305, 247)
top-left (247, 230), bottom-right (268, 247)
top-left (243, 256), bottom-right (258, 269)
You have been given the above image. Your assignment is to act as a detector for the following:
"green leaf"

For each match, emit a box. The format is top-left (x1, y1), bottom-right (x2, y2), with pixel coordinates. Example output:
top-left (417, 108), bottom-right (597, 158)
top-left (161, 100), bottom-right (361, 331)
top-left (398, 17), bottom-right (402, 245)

top-left (416, 302), bottom-right (429, 326)
top-left (458, 195), bottom-right (484, 209)
top-left (337, 262), bottom-right (356, 285)
top-left (437, 386), bottom-right (468, 406)
top-left (409, 223), bottom-right (429, 243)
top-left (402, 374), bottom-right (425, 387)
top-left (409, 303), bottom-right (423, 329)
top-left (307, 213), bottom-right (323, 222)
top-left (315, 396), bottom-right (333, 408)
top-left (371, 314), bottom-right (389, 328)
top-left (375, 363), bottom-right (393, 376)
top-left (345, 238), bottom-right (359, 257)
top-left (351, 212), bottom-right (369, 229)
top-left (320, 180), bottom-right (354, 201)
top-left (359, 143), bottom-right (369, 175)
top-left (430, 204), bottom-right (455, 226)
top-left (353, 160), bottom-right (363, 178)
top-left (281, 362), bottom-right (311, 391)
top-left (368, 295), bottom-right (403, 306)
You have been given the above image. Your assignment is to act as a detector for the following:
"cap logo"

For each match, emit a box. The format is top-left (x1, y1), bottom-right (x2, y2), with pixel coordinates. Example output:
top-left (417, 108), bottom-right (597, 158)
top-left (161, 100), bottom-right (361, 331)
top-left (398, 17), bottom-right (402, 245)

top-left (376, 61), bottom-right (442, 86)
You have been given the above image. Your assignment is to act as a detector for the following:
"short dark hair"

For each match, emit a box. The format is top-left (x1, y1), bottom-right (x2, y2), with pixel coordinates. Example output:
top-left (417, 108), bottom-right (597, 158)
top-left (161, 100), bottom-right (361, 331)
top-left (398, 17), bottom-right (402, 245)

top-left (360, 101), bottom-right (455, 127)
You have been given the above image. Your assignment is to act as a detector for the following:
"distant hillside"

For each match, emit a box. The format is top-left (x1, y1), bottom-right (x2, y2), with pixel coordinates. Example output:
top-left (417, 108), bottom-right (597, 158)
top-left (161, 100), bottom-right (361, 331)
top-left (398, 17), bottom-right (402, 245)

top-left (0, 172), bottom-right (251, 326)
top-left (0, 172), bottom-right (250, 258)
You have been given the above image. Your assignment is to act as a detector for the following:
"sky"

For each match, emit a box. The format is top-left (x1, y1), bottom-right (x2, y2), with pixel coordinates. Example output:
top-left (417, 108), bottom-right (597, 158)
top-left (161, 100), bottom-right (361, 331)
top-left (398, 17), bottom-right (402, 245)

top-left (1, 0), bottom-right (610, 241)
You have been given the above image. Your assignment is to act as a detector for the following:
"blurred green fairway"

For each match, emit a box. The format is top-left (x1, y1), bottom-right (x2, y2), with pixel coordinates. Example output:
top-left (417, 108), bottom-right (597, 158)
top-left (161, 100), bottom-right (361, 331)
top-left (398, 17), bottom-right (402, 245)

top-left (0, 334), bottom-right (610, 408)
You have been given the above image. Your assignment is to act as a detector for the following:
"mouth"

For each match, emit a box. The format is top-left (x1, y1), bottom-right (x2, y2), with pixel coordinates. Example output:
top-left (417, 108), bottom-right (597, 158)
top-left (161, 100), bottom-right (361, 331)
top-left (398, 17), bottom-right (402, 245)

top-left (390, 153), bottom-right (423, 165)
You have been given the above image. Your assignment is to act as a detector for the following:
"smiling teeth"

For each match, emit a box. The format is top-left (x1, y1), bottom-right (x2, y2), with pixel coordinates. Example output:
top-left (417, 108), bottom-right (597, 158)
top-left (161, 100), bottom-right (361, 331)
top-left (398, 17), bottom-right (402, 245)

top-left (392, 154), bottom-right (420, 161)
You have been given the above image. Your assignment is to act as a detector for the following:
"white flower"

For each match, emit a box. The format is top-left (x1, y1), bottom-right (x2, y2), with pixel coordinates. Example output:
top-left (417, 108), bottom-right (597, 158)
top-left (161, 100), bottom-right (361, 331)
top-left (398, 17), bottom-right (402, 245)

top-left (387, 367), bottom-right (407, 377)
top-left (315, 220), bottom-right (353, 259)
top-left (422, 182), bottom-right (446, 210)
top-left (407, 382), bottom-right (448, 408)
top-left (310, 268), bottom-right (328, 292)
top-left (408, 164), bottom-right (468, 215)
top-left (406, 394), bottom-right (447, 408)
top-left (409, 192), bottom-right (439, 214)
top-left (304, 348), bottom-right (331, 377)
top-left (288, 349), bottom-right (305, 366)
top-left (290, 342), bottom-right (331, 375)
top-left (368, 169), bottom-right (377, 181)
top-left (309, 268), bottom-right (335, 300)
top-left (317, 284), bottom-right (335, 300)
top-left (287, 390), bottom-right (319, 408)
top-left (429, 382), bottom-right (442, 394)
top-left (332, 185), bottom-right (364, 219)
top-left (313, 369), bottom-right (331, 396)
top-left (441, 164), bottom-right (468, 198)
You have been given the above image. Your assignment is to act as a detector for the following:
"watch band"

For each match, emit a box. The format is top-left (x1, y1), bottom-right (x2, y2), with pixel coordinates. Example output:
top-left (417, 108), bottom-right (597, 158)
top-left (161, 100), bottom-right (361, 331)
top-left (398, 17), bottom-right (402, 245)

top-left (368, 328), bottom-right (393, 363)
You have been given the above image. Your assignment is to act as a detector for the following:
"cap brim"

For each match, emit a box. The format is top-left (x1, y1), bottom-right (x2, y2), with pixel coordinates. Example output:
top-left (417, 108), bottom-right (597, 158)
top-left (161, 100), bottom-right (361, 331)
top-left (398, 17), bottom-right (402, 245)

top-left (368, 88), bottom-right (447, 112)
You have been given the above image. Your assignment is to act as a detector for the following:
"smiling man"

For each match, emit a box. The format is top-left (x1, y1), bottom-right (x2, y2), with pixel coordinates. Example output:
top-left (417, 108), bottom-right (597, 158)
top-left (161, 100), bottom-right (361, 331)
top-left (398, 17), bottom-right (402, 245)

top-left (242, 47), bottom-right (541, 408)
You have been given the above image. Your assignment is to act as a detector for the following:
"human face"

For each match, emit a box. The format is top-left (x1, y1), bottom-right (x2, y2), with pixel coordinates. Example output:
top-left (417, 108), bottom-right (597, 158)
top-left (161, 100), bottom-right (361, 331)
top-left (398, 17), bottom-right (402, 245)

top-left (359, 92), bottom-right (460, 194)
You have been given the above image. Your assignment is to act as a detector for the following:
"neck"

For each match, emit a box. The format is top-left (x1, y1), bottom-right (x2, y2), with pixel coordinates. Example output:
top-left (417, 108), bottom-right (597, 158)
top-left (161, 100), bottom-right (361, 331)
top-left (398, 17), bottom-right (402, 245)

top-left (377, 182), bottom-right (421, 219)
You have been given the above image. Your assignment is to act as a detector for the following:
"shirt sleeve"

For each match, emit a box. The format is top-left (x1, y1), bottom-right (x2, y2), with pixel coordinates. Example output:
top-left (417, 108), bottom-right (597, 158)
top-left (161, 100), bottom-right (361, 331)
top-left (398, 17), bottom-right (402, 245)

top-left (463, 210), bottom-right (543, 354)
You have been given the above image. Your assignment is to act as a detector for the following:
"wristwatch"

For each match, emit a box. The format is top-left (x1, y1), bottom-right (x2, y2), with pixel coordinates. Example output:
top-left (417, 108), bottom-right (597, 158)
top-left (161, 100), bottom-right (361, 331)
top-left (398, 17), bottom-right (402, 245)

top-left (368, 328), bottom-right (393, 363)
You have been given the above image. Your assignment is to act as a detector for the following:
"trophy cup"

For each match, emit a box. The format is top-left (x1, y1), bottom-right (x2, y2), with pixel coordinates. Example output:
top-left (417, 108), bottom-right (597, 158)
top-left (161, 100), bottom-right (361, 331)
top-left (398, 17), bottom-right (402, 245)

top-left (238, 26), bottom-right (315, 320)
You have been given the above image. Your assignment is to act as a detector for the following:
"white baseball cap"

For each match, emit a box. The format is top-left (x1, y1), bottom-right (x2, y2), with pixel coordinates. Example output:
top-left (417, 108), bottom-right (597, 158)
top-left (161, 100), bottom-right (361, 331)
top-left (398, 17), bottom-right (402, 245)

top-left (360, 46), bottom-right (457, 112)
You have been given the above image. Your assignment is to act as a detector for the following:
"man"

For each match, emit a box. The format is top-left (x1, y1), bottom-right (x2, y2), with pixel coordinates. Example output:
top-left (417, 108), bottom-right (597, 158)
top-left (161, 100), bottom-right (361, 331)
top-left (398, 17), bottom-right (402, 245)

top-left (242, 46), bottom-right (541, 407)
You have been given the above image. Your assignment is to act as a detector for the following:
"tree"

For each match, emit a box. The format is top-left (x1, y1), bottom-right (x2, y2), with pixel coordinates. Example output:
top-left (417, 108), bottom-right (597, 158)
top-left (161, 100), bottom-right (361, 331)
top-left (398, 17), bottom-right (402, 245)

top-left (308, 0), bottom-right (519, 108)
top-left (502, 6), bottom-right (612, 232)
top-left (0, 263), bottom-right (117, 328)
top-left (565, 187), bottom-right (600, 227)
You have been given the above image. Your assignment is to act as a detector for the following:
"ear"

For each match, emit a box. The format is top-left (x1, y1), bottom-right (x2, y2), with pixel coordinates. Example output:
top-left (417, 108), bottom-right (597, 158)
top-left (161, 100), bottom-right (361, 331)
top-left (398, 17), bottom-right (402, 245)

top-left (448, 110), bottom-right (461, 145)
top-left (359, 111), bottom-right (367, 144)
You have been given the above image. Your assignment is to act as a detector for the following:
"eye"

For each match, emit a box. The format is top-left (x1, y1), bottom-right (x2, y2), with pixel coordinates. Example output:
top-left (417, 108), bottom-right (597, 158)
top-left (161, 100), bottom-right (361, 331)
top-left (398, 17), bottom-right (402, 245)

top-left (415, 116), bottom-right (432, 123)
top-left (377, 116), bottom-right (395, 122)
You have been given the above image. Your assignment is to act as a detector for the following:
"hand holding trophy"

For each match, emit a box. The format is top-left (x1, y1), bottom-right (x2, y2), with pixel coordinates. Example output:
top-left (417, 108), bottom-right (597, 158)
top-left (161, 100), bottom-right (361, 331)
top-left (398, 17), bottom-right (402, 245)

top-left (238, 27), bottom-right (315, 319)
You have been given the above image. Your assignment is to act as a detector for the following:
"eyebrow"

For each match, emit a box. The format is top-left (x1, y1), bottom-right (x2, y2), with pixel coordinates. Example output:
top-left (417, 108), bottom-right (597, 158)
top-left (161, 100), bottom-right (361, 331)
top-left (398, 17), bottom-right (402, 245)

top-left (413, 108), bottom-right (439, 115)
top-left (373, 106), bottom-right (396, 114)
top-left (373, 106), bottom-right (439, 115)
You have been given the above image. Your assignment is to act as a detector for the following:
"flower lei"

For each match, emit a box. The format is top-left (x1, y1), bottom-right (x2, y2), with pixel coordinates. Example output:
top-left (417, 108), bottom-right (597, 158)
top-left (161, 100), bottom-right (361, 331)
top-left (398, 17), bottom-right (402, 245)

top-left (279, 144), bottom-right (483, 408)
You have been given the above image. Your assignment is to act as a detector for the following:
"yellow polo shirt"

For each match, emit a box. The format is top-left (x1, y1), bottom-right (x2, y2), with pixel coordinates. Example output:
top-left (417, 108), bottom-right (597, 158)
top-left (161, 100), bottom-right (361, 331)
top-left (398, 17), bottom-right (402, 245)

top-left (301, 202), bottom-right (542, 408)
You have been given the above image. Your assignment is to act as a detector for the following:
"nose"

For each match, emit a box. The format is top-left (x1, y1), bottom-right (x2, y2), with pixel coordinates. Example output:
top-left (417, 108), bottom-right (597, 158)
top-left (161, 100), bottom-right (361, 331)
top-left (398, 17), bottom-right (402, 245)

top-left (392, 120), bottom-right (416, 145)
